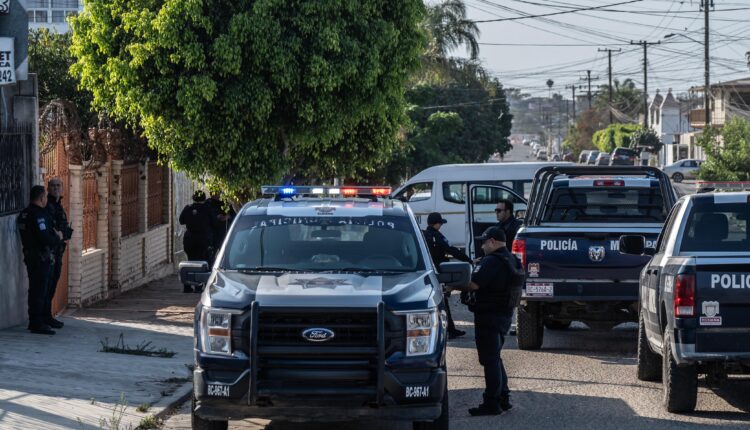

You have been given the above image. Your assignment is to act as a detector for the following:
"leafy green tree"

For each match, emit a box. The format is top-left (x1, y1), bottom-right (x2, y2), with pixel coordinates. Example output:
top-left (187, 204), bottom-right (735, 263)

top-left (698, 118), bottom-right (750, 181)
top-left (28, 28), bottom-right (93, 126)
top-left (563, 109), bottom-right (605, 156)
top-left (70, 0), bottom-right (425, 196)
top-left (424, 0), bottom-right (480, 60)
top-left (592, 123), bottom-right (640, 153)
top-left (631, 127), bottom-right (663, 154)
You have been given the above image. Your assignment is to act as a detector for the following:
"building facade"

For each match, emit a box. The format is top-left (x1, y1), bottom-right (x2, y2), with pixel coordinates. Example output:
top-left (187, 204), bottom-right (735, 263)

top-left (26, 0), bottom-right (82, 33)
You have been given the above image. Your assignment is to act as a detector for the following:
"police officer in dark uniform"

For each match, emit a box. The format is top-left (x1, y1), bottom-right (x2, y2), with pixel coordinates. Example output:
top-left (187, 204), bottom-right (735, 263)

top-left (451, 226), bottom-right (522, 416)
top-left (495, 198), bottom-right (523, 244)
top-left (206, 191), bottom-right (236, 250)
top-left (17, 185), bottom-right (63, 335)
top-left (45, 177), bottom-right (72, 329)
top-left (179, 190), bottom-right (215, 293)
top-left (423, 212), bottom-right (473, 339)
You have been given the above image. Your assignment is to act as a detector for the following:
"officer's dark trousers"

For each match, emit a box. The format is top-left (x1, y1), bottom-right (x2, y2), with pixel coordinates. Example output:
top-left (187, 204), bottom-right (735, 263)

top-left (443, 292), bottom-right (458, 332)
top-left (46, 253), bottom-right (63, 319)
top-left (474, 312), bottom-right (513, 406)
top-left (25, 257), bottom-right (52, 327)
top-left (184, 237), bottom-right (211, 263)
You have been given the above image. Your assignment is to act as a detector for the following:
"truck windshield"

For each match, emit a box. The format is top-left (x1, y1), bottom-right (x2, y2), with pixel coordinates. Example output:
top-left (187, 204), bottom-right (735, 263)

top-left (222, 215), bottom-right (425, 272)
top-left (541, 187), bottom-right (667, 223)
top-left (681, 203), bottom-right (750, 252)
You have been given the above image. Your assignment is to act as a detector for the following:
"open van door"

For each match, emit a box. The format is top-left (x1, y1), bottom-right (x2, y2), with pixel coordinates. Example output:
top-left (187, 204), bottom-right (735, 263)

top-left (466, 184), bottom-right (527, 259)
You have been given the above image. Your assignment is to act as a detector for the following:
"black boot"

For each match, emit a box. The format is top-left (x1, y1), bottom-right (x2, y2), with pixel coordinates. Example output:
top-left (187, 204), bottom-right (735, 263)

top-left (500, 395), bottom-right (513, 411)
top-left (29, 324), bottom-right (56, 335)
top-left (468, 403), bottom-right (502, 416)
top-left (45, 317), bottom-right (64, 329)
top-left (183, 284), bottom-right (193, 293)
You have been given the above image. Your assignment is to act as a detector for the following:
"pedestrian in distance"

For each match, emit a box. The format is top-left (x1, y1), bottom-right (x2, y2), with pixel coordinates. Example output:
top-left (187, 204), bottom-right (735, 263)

top-left (495, 198), bottom-right (523, 245)
top-left (206, 191), bottom-right (236, 251)
top-left (17, 185), bottom-right (63, 335)
top-left (45, 177), bottom-right (72, 330)
top-left (423, 212), bottom-right (473, 339)
top-left (179, 190), bottom-right (215, 293)
top-left (451, 226), bottom-right (525, 416)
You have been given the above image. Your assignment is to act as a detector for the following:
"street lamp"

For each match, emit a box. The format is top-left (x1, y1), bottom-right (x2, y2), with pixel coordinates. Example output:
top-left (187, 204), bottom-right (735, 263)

top-left (664, 32), bottom-right (710, 126)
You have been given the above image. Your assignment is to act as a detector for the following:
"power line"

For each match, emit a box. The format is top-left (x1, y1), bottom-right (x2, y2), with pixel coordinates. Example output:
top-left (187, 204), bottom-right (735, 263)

top-left (469, 0), bottom-right (644, 23)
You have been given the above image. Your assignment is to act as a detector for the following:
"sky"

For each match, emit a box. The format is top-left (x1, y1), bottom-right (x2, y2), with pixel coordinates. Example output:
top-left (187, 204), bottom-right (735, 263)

top-left (453, 0), bottom-right (750, 100)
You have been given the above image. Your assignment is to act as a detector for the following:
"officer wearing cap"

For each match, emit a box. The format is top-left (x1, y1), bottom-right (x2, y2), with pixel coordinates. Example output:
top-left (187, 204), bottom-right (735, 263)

top-left (179, 190), bottom-right (216, 293)
top-left (423, 212), bottom-right (472, 339)
top-left (17, 185), bottom-right (63, 335)
top-left (451, 226), bottom-right (521, 416)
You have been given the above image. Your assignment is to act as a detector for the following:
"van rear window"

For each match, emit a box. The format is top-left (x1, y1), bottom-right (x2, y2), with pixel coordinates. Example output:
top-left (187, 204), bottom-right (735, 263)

top-left (681, 203), bottom-right (750, 252)
top-left (541, 187), bottom-right (667, 223)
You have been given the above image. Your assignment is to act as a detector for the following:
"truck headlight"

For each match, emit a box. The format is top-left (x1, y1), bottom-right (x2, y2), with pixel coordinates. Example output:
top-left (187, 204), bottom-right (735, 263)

top-left (200, 308), bottom-right (233, 356)
top-left (406, 310), bottom-right (438, 357)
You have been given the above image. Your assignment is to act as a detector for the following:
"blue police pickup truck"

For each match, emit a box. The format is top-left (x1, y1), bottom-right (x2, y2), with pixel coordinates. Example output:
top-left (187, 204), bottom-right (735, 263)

top-left (510, 166), bottom-right (677, 350)
top-left (621, 191), bottom-right (750, 412)
top-left (179, 186), bottom-right (471, 430)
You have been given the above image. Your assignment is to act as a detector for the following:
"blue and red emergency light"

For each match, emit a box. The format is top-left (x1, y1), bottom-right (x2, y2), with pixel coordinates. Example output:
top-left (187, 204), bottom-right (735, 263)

top-left (261, 185), bottom-right (392, 198)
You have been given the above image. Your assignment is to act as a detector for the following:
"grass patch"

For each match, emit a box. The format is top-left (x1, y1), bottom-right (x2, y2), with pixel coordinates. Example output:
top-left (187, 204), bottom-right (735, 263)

top-left (161, 377), bottom-right (190, 384)
top-left (99, 333), bottom-right (176, 358)
top-left (136, 403), bottom-right (150, 413)
top-left (136, 415), bottom-right (160, 429)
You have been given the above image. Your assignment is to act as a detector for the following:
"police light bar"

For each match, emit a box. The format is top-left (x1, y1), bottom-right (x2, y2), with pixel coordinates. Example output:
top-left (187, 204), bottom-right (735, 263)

top-left (261, 186), bottom-right (392, 198)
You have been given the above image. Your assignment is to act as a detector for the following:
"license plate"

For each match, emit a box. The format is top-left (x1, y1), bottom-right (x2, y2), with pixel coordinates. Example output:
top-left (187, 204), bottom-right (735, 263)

top-left (526, 283), bottom-right (554, 297)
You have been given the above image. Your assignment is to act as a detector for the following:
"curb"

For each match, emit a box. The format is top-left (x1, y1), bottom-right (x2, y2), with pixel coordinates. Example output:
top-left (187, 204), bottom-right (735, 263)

top-left (150, 381), bottom-right (193, 424)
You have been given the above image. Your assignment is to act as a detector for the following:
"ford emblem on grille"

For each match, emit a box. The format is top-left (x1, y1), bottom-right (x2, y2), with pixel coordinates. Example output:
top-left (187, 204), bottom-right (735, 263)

top-left (301, 328), bottom-right (335, 342)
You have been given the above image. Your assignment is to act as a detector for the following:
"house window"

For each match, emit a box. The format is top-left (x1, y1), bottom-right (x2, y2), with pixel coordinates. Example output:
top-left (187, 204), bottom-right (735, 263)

top-left (27, 10), bottom-right (48, 23)
top-left (51, 10), bottom-right (65, 22)
top-left (51, 0), bottom-right (79, 7)
top-left (28, 0), bottom-right (49, 7)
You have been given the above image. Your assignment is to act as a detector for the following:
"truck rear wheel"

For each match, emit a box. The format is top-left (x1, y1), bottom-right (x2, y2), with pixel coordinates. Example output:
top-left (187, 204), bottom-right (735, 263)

top-left (517, 302), bottom-right (544, 350)
top-left (192, 397), bottom-right (228, 430)
top-left (636, 313), bottom-right (661, 381)
top-left (662, 328), bottom-right (697, 413)
top-left (413, 384), bottom-right (449, 430)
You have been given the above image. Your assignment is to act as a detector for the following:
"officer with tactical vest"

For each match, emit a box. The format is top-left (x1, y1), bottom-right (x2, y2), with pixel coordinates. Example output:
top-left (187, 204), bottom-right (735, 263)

top-left (45, 177), bottom-right (72, 329)
top-left (179, 190), bottom-right (216, 293)
top-left (423, 212), bottom-right (473, 339)
top-left (451, 226), bottom-right (524, 416)
top-left (17, 185), bottom-right (64, 335)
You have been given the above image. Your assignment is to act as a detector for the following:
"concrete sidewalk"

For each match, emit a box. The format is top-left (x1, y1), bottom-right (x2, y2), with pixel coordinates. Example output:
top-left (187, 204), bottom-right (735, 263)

top-left (0, 276), bottom-right (197, 430)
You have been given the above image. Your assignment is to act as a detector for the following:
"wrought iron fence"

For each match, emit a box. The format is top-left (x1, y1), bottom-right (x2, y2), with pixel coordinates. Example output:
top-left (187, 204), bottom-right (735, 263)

top-left (121, 163), bottom-right (140, 236)
top-left (0, 125), bottom-right (33, 217)
top-left (147, 161), bottom-right (165, 227)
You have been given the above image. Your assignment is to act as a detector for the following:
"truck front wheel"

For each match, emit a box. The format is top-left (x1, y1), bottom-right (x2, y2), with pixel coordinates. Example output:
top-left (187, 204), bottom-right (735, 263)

top-left (662, 328), bottom-right (697, 413)
top-left (517, 302), bottom-right (544, 350)
top-left (192, 397), bottom-right (228, 430)
top-left (636, 313), bottom-right (661, 381)
top-left (413, 384), bottom-right (449, 430)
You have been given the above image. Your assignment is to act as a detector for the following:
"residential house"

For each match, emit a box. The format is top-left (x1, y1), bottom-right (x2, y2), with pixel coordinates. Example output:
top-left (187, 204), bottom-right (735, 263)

top-left (649, 89), bottom-right (697, 167)
top-left (26, 0), bottom-right (82, 33)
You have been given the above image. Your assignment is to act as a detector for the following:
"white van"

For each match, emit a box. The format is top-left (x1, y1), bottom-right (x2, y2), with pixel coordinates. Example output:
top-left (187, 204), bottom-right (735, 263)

top-left (391, 162), bottom-right (572, 248)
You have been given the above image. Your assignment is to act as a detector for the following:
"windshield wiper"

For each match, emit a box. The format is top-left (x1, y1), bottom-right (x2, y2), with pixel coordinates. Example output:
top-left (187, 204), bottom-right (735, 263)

top-left (320, 268), bottom-right (407, 275)
top-left (235, 267), bottom-right (305, 273)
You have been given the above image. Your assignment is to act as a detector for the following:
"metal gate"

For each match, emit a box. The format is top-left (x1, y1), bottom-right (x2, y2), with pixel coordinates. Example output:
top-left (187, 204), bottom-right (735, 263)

top-left (40, 139), bottom-right (70, 316)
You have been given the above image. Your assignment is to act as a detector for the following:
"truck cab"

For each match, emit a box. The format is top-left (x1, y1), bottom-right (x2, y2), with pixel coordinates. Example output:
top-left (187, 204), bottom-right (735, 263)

top-left (179, 186), bottom-right (471, 430)
top-left (622, 192), bottom-right (750, 413)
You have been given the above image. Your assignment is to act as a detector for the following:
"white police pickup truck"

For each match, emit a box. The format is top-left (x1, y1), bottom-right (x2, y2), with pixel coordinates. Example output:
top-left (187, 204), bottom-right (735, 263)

top-left (179, 186), bottom-right (471, 430)
top-left (620, 192), bottom-right (750, 412)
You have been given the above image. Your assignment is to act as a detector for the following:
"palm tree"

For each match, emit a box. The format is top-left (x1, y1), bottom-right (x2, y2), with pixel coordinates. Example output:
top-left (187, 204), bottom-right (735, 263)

top-left (424, 0), bottom-right (481, 60)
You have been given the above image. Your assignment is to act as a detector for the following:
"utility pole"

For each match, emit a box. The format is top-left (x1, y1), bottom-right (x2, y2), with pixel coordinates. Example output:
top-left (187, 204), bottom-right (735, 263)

top-left (565, 84), bottom-right (578, 121)
top-left (630, 40), bottom-right (660, 128)
top-left (579, 71), bottom-right (598, 110)
top-left (599, 48), bottom-right (622, 124)
top-left (702, 0), bottom-right (712, 125)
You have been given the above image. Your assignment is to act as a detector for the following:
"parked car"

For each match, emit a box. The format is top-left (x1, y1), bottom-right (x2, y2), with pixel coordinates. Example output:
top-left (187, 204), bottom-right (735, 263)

top-left (550, 153), bottom-right (561, 161)
top-left (662, 159), bottom-right (702, 182)
top-left (537, 149), bottom-right (548, 161)
top-left (610, 147), bottom-right (638, 166)
top-left (595, 152), bottom-right (611, 165)
top-left (586, 151), bottom-right (600, 165)
top-left (578, 150), bottom-right (592, 164)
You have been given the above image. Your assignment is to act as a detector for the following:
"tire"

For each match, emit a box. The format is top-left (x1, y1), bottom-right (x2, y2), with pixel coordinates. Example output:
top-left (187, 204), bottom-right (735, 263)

top-left (662, 328), bottom-right (697, 413)
top-left (413, 383), bottom-right (449, 430)
top-left (672, 172), bottom-right (684, 183)
top-left (192, 397), bottom-right (228, 430)
top-left (517, 302), bottom-right (544, 350)
top-left (544, 319), bottom-right (571, 330)
top-left (636, 314), bottom-right (662, 382)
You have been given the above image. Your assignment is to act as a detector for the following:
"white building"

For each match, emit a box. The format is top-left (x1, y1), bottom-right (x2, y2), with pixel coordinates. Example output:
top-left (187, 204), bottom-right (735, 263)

top-left (26, 0), bottom-right (82, 33)
top-left (649, 89), bottom-right (696, 167)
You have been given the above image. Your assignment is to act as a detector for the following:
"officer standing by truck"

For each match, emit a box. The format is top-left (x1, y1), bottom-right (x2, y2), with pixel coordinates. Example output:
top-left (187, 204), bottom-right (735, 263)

top-left (452, 226), bottom-right (523, 416)
top-left (495, 198), bottom-right (522, 244)
top-left (179, 190), bottom-right (215, 293)
top-left (17, 185), bottom-right (63, 335)
top-left (424, 212), bottom-right (472, 339)
top-left (45, 177), bottom-right (72, 329)
top-left (206, 191), bottom-right (235, 250)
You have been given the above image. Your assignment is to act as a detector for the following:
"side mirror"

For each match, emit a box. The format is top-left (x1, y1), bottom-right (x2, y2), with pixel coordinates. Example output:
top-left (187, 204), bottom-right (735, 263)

top-left (515, 209), bottom-right (526, 220)
top-left (437, 262), bottom-right (471, 288)
top-left (179, 261), bottom-right (211, 287)
top-left (619, 235), bottom-right (648, 256)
